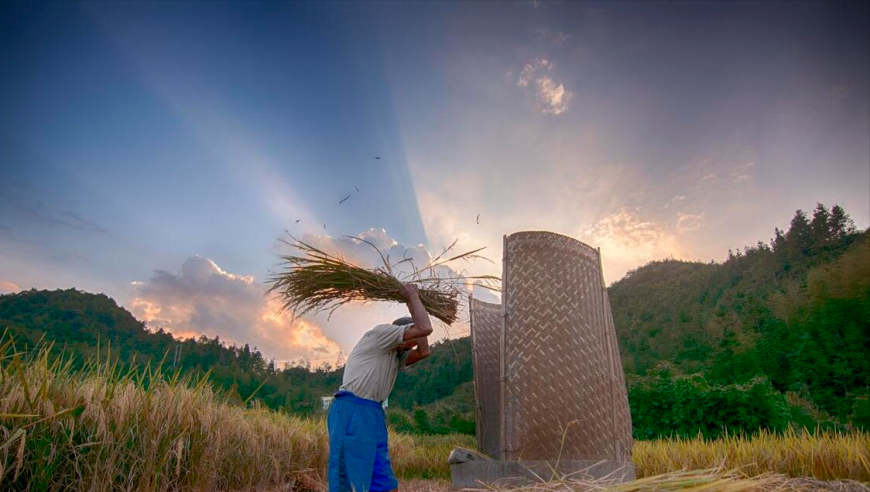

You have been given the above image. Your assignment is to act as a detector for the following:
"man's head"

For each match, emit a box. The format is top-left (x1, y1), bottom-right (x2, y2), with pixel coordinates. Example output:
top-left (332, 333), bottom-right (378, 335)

top-left (392, 316), bottom-right (416, 350)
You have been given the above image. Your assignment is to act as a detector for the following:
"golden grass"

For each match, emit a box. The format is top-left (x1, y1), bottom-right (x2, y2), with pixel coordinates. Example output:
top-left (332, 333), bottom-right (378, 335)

top-left (390, 432), bottom-right (476, 479)
top-left (459, 468), bottom-right (870, 492)
top-left (0, 339), bottom-right (331, 490)
top-left (0, 333), bottom-right (471, 490)
top-left (2, 334), bottom-right (868, 491)
top-left (634, 428), bottom-right (870, 482)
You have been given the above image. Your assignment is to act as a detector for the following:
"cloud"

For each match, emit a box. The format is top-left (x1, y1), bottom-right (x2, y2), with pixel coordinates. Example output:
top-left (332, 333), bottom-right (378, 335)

top-left (514, 58), bottom-right (574, 116)
top-left (664, 195), bottom-right (687, 209)
top-left (676, 212), bottom-right (704, 234)
top-left (0, 280), bottom-right (20, 294)
top-left (536, 76), bottom-right (572, 115)
top-left (690, 144), bottom-right (757, 187)
top-left (129, 256), bottom-right (341, 364)
top-left (517, 58), bottom-right (552, 87)
top-left (730, 161), bottom-right (755, 184)
top-left (576, 210), bottom-right (685, 282)
top-left (471, 282), bottom-right (500, 304)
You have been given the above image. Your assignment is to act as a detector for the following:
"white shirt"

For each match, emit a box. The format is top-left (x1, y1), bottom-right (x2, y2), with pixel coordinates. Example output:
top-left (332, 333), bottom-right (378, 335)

top-left (339, 323), bottom-right (411, 402)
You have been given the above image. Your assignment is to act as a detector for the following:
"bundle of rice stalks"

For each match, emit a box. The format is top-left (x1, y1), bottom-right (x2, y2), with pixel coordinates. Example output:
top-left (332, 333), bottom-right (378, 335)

top-left (267, 236), bottom-right (499, 325)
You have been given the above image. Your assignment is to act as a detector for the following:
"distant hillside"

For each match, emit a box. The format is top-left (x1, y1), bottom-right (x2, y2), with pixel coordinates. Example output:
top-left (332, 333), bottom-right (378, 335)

top-left (609, 204), bottom-right (869, 428)
top-left (1, 203), bottom-right (867, 437)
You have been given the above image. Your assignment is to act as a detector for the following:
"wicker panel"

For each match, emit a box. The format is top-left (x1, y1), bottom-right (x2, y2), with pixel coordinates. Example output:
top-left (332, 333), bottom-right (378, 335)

top-left (602, 287), bottom-right (634, 460)
top-left (470, 296), bottom-right (503, 458)
top-left (501, 231), bottom-right (633, 462)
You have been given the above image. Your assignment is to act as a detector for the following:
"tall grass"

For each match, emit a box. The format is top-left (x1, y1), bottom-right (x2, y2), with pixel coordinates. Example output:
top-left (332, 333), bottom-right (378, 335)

top-left (634, 428), bottom-right (870, 482)
top-left (0, 335), bottom-right (331, 491)
top-left (390, 433), bottom-right (475, 480)
top-left (2, 334), bottom-right (868, 491)
top-left (0, 334), bottom-right (472, 490)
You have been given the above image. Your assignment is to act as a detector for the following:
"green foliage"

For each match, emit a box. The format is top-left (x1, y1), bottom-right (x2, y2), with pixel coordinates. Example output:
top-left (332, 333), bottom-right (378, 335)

top-left (611, 203), bottom-right (868, 433)
top-left (386, 409), bottom-right (416, 434)
top-left (628, 369), bottom-right (800, 439)
top-left (851, 396), bottom-right (870, 431)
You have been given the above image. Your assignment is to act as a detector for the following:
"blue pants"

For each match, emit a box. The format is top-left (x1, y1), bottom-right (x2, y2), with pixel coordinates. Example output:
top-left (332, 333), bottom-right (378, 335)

top-left (328, 391), bottom-right (398, 492)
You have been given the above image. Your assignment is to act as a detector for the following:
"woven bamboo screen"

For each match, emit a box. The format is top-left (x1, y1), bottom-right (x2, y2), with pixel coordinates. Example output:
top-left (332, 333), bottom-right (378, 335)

top-left (469, 297), bottom-right (502, 458)
top-left (500, 231), bottom-right (633, 462)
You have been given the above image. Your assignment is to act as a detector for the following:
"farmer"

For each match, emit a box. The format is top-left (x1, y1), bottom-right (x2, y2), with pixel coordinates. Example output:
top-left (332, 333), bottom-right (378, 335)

top-left (328, 283), bottom-right (434, 492)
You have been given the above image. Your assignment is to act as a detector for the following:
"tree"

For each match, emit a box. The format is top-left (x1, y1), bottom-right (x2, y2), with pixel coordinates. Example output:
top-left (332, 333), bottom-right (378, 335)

top-left (828, 204), bottom-right (856, 239)
top-left (810, 203), bottom-right (831, 246)
top-left (785, 209), bottom-right (813, 261)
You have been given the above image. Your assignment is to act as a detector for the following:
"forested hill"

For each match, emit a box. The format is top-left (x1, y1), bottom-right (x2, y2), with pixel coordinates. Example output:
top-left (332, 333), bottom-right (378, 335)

top-left (611, 204), bottom-right (866, 377)
top-left (1, 203), bottom-right (868, 437)
top-left (609, 204), bottom-right (869, 428)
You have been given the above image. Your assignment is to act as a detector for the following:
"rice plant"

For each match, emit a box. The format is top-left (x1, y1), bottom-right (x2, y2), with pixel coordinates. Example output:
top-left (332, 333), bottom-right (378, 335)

top-left (634, 428), bottom-right (870, 482)
top-left (0, 333), bottom-right (329, 491)
top-left (2, 331), bottom-right (868, 491)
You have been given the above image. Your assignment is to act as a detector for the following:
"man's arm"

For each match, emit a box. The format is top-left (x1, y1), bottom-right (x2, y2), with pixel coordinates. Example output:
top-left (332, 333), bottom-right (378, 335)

top-left (404, 336), bottom-right (429, 366)
top-left (399, 284), bottom-right (432, 365)
top-left (399, 284), bottom-right (433, 341)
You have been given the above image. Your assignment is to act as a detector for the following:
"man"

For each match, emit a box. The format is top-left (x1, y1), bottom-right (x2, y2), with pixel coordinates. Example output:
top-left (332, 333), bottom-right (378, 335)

top-left (328, 283), bottom-right (433, 492)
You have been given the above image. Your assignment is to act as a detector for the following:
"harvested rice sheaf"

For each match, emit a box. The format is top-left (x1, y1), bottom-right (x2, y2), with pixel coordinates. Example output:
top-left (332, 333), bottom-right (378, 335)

top-left (267, 236), bottom-right (498, 325)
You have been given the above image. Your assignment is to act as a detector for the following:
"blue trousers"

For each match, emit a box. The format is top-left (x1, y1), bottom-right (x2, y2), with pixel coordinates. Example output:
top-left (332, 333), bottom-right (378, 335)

top-left (328, 391), bottom-right (398, 492)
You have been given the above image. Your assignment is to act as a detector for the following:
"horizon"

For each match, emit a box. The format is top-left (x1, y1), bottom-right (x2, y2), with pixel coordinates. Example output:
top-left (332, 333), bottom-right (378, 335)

top-left (1, 1), bottom-right (868, 364)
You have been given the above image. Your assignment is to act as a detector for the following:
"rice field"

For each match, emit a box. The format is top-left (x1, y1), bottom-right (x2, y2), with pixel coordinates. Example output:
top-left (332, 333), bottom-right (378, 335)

top-left (634, 428), bottom-right (870, 482)
top-left (1, 337), bottom-right (867, 491)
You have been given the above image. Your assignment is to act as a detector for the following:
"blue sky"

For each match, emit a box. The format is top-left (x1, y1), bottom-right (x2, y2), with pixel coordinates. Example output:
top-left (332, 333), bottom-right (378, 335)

top-left (1, 1), bottom-right (868, 363)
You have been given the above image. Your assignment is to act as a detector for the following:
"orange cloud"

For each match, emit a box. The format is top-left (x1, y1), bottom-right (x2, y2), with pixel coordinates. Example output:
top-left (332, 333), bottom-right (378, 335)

top-left (577, 210), bottom-right (686, 283)
top-left (0, 280), bottom-right (20, 294)
top-left (129, 256), bottom-right (340, 364)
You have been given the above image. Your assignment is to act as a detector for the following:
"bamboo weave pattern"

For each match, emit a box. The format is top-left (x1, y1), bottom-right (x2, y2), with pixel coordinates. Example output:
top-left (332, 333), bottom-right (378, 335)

top-left (470, 297), bottom-right (503, 458)
top-left (500, 231), bottom-right (633, 462)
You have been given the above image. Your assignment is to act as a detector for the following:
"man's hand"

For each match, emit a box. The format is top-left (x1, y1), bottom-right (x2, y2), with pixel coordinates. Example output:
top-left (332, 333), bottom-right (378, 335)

top-left (399, 283), bottom-right (419, 300)
top-left (405, 344), bottom-right (429, 366)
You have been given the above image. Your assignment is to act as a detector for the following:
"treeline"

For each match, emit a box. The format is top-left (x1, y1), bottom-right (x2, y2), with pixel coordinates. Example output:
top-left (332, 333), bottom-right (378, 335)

top-left (1, 202), bottom-right (867, 438)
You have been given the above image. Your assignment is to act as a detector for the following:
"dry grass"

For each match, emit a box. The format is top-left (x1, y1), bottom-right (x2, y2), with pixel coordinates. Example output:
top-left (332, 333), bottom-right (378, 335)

top-left (0, 336), bottom-right (330, 491)
top-left (2, 333), bottom-right (868, 491)
top-left (634, 429), bottom-right (870, 482)
top-left (458, 469), bottom-right (869, 492)
top-left (390, 432), bottom-right (476, 479)
top-left (267, 237), bottom-right (498, 325)
top-left (0, 333), bottom-right (469, 491)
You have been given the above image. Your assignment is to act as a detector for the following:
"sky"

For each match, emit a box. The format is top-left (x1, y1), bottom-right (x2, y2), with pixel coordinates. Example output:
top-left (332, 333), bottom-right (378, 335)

top-left (1, 1), bottom-right (868, 366)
